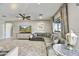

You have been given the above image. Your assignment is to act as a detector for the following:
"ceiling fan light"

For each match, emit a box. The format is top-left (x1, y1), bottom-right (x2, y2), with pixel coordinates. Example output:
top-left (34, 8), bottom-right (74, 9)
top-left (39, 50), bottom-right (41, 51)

top-left (18, 18), bottom-right (22, 20)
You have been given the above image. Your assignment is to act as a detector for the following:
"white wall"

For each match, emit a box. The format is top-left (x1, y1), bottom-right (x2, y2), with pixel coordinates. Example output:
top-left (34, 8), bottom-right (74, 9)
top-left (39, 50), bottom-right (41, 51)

top-left (12, 20), bottom-right (52, 38)
top-left (68, 3), bottom-right (79, 48)
top-left (68, 4), bottom-right (79, 35)
top-left (0, 21), bottom-right (4, 39)
top-left (31, 21), bottom-right (52, 33)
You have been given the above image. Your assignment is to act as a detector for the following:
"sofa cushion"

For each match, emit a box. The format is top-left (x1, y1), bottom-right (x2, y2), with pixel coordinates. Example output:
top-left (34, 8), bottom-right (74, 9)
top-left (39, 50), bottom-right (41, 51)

top-left (30, 37), bottom-right (44, 41)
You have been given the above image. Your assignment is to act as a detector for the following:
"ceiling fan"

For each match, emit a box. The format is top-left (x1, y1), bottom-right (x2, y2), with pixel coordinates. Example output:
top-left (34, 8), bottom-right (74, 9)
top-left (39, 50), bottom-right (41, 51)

top-left (19, 13), bottom-right (31, 20)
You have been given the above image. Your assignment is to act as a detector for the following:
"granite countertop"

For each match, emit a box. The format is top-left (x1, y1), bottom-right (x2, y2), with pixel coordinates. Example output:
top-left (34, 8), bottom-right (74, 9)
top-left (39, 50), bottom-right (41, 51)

top-left (53, 44), bottom-right (79, 56)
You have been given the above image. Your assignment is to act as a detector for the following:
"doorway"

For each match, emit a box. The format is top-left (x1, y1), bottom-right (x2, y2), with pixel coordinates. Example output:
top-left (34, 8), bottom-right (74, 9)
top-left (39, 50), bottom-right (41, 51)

top-left (4, 22), bottom-right (13, 39)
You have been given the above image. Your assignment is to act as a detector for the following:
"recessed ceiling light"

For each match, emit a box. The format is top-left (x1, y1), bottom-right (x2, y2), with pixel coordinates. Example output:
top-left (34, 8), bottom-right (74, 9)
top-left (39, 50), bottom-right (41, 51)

top-left (39, 14), bottom-right (43, 19)
top-left (2, 15), bottom-right (6, 17)
top-left (37, 3), bottom-right (41, 5)
top-left (11, 3), bottom-right (17, 10)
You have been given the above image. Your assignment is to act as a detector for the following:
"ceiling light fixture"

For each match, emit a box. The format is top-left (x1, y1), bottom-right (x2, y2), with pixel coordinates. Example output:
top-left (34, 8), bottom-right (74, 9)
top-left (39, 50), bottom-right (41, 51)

top-left (2, 15), bottom-right (6, 17)
top-left (37, 3), bottom-right (41, 5)
top-left (39, 14), bottom-right (43, 19)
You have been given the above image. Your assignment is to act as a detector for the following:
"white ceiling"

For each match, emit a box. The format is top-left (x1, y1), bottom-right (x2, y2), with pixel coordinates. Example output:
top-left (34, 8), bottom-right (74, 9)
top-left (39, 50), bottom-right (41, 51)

top-left (0, 3), bottom-right (62, 21)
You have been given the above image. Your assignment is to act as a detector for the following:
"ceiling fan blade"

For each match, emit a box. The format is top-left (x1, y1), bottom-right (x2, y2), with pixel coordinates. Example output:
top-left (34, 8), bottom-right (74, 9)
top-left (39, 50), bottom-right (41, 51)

top-left (19, 13), bottom-right (24, 18)
top-left (18, 13), bottom-right (31, 20)
top-left (26, 16), bottom-right (30, 18)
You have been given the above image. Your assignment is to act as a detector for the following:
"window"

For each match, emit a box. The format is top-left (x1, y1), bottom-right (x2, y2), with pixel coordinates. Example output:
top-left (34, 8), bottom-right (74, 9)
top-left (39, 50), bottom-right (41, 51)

top-left (53, 23), bottom-right (61, 32)
top-left (53, 19), bottom-right (62, 32)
